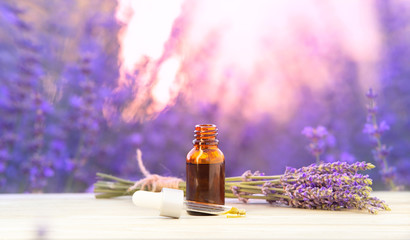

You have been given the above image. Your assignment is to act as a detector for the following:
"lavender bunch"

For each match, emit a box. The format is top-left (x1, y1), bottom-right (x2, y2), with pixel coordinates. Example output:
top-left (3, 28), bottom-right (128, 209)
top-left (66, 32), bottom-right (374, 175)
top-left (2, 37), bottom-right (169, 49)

top-left (226, 162), bottom-right (389, 214)
top-left (94, 161), bottom-right (390, 214)
top-left (363, 88), bottom-right (403, 190)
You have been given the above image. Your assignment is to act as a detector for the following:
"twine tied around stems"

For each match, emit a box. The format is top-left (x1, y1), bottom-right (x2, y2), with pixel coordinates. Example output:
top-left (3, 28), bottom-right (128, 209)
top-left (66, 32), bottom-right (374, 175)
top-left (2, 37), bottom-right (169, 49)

top-left (127, 149), bottom-right (183, 192)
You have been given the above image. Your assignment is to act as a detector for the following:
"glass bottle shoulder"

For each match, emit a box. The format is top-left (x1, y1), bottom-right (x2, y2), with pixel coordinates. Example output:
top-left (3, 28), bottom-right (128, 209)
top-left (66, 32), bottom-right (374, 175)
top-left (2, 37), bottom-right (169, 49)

top-left (186, 146), bottom-right (224, 164)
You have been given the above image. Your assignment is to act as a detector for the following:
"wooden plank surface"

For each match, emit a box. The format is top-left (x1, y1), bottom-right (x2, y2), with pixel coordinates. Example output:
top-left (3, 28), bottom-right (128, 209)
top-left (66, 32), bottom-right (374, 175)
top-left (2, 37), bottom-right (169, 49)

top-left (0, 191), bottom-right (409, 239)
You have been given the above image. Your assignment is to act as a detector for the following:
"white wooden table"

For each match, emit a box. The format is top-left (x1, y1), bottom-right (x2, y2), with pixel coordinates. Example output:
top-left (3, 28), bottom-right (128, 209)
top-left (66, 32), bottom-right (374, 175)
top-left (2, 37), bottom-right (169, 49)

top-left (0, 192), bottom-right (409, 239)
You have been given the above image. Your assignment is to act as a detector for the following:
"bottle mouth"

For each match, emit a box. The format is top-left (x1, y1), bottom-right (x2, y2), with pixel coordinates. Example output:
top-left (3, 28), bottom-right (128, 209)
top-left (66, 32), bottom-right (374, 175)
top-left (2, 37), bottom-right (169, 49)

top-left (193, 124), bottom-right (218, 145)
top-left (195, 124), bottom-right (217, 130)
top-left (194, 124), bottom-right (218, 136)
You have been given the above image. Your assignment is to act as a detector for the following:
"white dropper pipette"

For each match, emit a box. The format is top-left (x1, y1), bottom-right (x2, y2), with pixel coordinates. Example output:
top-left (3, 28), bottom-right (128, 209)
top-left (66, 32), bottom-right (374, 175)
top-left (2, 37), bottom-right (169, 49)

top-left (132, 188), bottom-right (245, 218)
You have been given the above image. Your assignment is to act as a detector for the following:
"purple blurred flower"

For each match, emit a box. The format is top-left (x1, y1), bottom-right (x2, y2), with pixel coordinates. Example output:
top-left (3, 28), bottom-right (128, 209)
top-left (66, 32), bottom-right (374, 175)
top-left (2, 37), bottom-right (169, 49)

top-left (128, 133), bottom-right (143, 146)
top-left (315, 126), bottom-right (328, 138)
top-left (363, 123), bottom-right (376, 135)
top-left (378, 121), bottom-right (390, 132)
top-left (365, 88), bottom-right (378, 99)
top-left (69, 96), bottom-right (83, 108)
top-left (363, 88), bottom-right (402, 190)
top-left (64, 159), bottom-right (77, 172)
top-left (23, 155), bottom-right (55, 192)
top-left (0, 3), bottom-right (31, 32)
top-left (0, 87), bottom-right (11, 108)
top-left (363, 121), bottom-right (390, 137)
top-left (301, 126), bottom-right (328, 140)
top-left (302, 126), bottom-right (331, 164)
top-left (395, 159), bottom-right (410, 186)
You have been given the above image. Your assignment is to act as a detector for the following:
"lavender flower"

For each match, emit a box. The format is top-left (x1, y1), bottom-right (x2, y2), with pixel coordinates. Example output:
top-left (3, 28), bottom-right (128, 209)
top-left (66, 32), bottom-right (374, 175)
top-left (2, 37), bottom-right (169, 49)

top-left (302, 126), bottom-right (330, 164)
top-left (23, 155), bottom-right (54, 192)
top-left (241, 170), bottom-right (261, 182)
top-left (363, 88), bottom-right (403, 190)
top-left (0, 146), bottom-right (9, 188)
top-left (63, 53), bottom-right (103, 190)
top-left (24, 93), bottom-right (55, 192)
top-left (363, 121), bottom-right (390, 138)
top-left (285, 161), bottom-right (375, 175)
top-left (230, 186), bottom-right (250, 203)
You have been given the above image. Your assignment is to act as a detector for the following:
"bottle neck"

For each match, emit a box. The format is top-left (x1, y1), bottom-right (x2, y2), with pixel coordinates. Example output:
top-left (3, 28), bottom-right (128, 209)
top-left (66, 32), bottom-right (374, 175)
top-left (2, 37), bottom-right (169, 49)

top-left (193, 124), bottom-right (219, 147)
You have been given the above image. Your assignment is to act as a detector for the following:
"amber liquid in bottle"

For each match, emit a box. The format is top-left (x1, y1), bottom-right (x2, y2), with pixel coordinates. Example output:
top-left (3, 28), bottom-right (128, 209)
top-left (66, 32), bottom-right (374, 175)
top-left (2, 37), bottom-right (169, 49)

top-left (186, 124), bottom-right (225, 215)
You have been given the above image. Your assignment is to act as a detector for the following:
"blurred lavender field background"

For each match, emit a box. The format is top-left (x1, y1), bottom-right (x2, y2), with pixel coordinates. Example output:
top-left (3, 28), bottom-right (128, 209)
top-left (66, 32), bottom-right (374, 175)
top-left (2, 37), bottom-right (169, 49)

top-left (0, 0), bottom-right (409, 193)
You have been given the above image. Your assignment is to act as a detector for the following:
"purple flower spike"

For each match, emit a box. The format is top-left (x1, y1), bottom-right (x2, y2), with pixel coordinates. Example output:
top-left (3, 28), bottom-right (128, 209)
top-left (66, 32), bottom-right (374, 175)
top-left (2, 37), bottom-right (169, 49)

top-left (363, 123), bottom-right (376, 135)
top-left (301, 127), bottom-right (314, 139)
top-left (378, 121), bottom-right (390, 133)
top-left (302, 126), bottom-right (332, 164)
top-left (365, 88), bottom-right (378, 99)
top-left (363, 88), bottom-right (402, 190)
top-left (293, 161), bottom-right (375, 176)
top-left (231, 186), bottom-right (249, 203)
top-left (315, 126), bottom-right (328, 138)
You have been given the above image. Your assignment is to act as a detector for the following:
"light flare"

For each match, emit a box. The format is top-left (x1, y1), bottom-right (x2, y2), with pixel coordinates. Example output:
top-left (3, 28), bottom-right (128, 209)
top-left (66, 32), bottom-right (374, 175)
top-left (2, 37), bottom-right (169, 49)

top-left (113, 0), bottom-right (382, 123)
top-left (151, 57), bottom-right (181, 113)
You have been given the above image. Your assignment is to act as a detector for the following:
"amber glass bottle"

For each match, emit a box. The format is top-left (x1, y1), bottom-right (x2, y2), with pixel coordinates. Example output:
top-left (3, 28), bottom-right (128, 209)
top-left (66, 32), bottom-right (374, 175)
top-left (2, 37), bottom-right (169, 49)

top-left (186, 124), bottom-right (225, 214)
